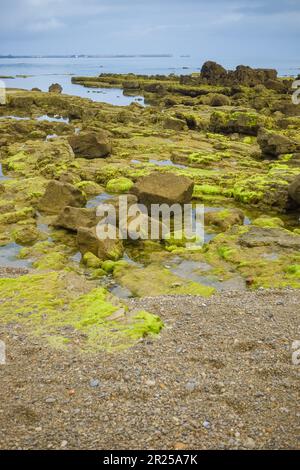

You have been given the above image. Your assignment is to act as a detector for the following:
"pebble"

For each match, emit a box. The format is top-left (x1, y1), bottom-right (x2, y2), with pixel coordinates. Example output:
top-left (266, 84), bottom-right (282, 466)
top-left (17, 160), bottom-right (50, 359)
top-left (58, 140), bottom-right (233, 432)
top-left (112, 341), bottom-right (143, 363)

top-left (244, 437), bottom-right (256, 449)
top-left (203, 420), bottom-right (211, 429)
top-left (89, 379), bottom-right (100, 388)
top-left (185, 380), bottom-right (197, 392)
top-left (60, 440), bottom-right (68, 448)
top-left (45, 397), bottom-right (56, 403)
top-left (145, 379), bottom-right (156, 387)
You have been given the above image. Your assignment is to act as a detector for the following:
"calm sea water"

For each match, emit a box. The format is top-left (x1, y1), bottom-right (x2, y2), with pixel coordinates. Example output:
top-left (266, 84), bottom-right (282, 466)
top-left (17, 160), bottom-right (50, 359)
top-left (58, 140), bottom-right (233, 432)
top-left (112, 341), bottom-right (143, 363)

top-left (0, 56), bottom-right (299, 106)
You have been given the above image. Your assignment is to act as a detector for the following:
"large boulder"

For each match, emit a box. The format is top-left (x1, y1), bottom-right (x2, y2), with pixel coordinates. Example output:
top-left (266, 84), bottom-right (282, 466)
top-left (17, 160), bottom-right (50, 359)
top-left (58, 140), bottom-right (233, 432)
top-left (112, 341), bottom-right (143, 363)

top-left (68, 131), bottom-right (111, 159)
top-left (48, 83), bottom-right (63, 94)
top-left (288, 175), bottom-right (300, 205)
top-left (131, 173), bottom-right (194, 207)
top-left (201, 61), bottom-right (227, 82)
top-left (54, 206), bottom-right (98, 231)
top-left (258, 128), bottom-right (300, 157)
top-left (77, 226), bottom-right (124, 261)
top-left (210, 110), bottom-right (261, 135)
top-left (38, 180), bottom-right (86, 214)
top-left (227, 66), bottom-right (277, 86)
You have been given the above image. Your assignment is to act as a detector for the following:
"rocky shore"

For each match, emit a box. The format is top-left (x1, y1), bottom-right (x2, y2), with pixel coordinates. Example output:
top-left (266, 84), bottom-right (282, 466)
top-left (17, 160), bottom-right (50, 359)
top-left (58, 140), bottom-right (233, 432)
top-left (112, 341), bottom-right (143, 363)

top-left (0, 60), bottom-right (299, 449)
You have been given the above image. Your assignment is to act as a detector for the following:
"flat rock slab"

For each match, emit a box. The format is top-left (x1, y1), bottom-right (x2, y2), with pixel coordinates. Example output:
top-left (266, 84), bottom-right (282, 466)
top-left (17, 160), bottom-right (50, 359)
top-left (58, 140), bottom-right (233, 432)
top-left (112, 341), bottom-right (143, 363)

top-left (239, 226), bottom-right (300, 249)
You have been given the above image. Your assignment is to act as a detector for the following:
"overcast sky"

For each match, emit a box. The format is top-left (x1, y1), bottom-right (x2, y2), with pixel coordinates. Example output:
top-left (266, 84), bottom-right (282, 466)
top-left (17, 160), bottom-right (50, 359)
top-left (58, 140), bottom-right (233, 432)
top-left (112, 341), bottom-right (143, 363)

top-left (0, 0), bottom-right (299, 60)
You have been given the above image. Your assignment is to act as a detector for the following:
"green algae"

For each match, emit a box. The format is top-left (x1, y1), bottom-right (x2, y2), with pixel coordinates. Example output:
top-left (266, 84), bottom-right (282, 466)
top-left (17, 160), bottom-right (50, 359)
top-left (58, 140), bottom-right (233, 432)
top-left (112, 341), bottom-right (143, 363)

top-left (82, 251), bottom-right (103, 268)
top-left (106, 177), bottom-right (134, 193)
top-left (252, 216), bottom-right (284, 229)
top-left (0, 271), bottom-right (163, 351)
top-left (113, 264), bottom-right (215, 297)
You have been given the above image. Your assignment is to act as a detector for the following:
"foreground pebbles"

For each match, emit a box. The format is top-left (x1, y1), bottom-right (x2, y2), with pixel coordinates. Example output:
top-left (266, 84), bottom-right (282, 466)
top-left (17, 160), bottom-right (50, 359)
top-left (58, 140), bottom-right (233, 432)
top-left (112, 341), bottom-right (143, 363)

top-left (0, 288), bottom-right (299, 449)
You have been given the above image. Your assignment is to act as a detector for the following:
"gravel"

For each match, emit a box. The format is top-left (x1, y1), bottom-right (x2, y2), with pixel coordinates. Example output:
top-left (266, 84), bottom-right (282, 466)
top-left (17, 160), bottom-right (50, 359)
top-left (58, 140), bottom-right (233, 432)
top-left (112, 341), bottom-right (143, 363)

top-left (0, 288), bottom-right (299, 450)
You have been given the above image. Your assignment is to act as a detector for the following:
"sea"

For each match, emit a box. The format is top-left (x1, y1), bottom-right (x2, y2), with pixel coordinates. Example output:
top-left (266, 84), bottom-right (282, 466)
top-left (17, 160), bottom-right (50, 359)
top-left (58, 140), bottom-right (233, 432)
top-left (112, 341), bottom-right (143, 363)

top-left (0, 56), bottom-right (299, 106)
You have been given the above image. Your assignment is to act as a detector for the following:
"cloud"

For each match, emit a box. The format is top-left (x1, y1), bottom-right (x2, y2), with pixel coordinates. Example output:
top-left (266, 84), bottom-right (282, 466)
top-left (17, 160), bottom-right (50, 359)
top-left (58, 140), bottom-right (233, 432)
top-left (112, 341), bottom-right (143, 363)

top-left (0, 0), bottom-right (298, 58)
top-left (26, 17), bottom-right (64, 32)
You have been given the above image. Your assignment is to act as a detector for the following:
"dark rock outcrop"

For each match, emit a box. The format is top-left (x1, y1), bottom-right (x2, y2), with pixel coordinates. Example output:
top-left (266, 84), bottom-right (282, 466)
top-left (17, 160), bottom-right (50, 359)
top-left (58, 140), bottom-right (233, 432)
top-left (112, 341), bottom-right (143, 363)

top-left (201, 61), bottom-right (227, 83)
top-left (48, 83), bottom-right (63, 94)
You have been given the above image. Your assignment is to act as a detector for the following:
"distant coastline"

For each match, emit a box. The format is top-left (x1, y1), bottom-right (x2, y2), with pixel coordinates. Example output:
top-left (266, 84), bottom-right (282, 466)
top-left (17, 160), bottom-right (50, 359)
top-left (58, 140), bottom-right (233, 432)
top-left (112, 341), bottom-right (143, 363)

top-left (0, 54), bottom-right (174, 59)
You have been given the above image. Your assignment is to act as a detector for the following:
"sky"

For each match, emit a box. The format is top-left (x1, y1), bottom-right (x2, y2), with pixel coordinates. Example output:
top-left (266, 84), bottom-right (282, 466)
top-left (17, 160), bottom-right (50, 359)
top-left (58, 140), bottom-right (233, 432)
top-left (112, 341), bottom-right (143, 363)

top-left (0, 0), bottom-right (299, 60)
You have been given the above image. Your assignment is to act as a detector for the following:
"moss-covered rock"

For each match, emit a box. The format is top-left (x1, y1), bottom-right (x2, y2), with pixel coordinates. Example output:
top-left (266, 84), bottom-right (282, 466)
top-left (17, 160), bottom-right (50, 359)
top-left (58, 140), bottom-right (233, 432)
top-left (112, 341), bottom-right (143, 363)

top-left (106, 177), bottom-right (134, 193)
top-left (11, 225), bottom-right (39, 245)
top-left (0, 271), bottom-right (163, 351)
top-left (114, 263), bottom-right (215, 297)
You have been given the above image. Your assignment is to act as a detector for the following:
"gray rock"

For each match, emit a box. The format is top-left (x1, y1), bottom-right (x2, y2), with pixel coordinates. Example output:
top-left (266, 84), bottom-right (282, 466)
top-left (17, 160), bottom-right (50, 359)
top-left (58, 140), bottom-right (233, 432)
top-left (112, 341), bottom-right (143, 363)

top-left (89, 379), bottom-right (100, 388)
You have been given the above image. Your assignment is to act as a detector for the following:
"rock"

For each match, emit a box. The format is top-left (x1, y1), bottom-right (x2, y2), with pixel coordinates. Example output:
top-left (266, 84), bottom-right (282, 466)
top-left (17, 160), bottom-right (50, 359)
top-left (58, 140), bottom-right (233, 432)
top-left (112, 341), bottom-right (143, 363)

top-left (89, 379), bottom-right (100, 388)
top-left (12, 225), bottom-right (39, 245)
top-left (239, 226), bottom-right (300, 249)
top-left (82, 252), bottom-right (103, 268)
top-left (144, 82), bottom-right (166, 93)
top-left (244, 437), bottom-right (256, 449)
top-left (210, 110), bottom-right (261, 135)
top-left (163, 117), bottom-right (187, 131)
top-left (202, 420), bottom-right (211, 429)
top-left (185, 379), bottom-right (197, 392)
top-left (205, 208), bottom-right (244, 232)
top-left (201, 61), bottom-right (227, 82)
top-left (45, 397), bottom-right (56, 403)
top-left (258, 128), bottom-right (300, 157)
top-left (206, 93), bottom-right (231, 107)
top-left (38, 180), bottom-right (86, 215)
top-left (122, 80), bottom-right (140, 90)
top-left (77, 226), bottom-right (124, 261)
top-left (288, 175), bottom-right (300, 205)
top-left (48, 83), bottom-right (63, 94)
top-left (132, 173), bottom-right (194, 207)
top-left (96, 194), bottom-right (138, 226)
top-left (265, 79), bottom-right (287, 93)
top-left (54, 206), bottom-right (98, 231)
top-left (120, 213), bottom-right (169, 241)
top-left (68, 131), bottom-right (111, 158)
top-left (106, 177), bottom-right (134, 193)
